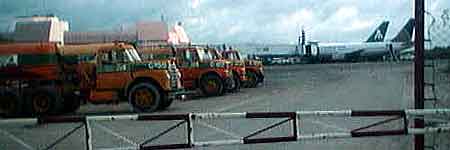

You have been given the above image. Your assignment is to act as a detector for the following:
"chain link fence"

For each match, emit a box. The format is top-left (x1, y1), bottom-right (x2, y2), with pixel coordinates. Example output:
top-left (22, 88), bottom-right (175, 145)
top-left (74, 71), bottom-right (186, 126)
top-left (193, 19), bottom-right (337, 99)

top-left (424, 4), bottom-right (450, 150)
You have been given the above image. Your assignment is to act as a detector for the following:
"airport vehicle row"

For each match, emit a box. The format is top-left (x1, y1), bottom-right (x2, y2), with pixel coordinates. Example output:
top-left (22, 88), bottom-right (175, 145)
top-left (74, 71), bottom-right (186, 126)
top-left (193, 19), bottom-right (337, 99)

top-left (0, 42), bottom-right (264, 117)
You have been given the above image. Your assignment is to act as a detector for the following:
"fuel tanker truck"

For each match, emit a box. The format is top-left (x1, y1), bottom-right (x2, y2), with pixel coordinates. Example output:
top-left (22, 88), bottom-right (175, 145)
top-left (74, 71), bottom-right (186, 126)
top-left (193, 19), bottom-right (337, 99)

top-left (0, 42), bottom-right (182, 116)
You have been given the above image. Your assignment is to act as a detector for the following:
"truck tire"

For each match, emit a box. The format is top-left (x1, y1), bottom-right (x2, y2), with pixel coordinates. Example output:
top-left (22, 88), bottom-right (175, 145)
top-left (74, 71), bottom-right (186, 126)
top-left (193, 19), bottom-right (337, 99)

top-left (158, 96), bottom-right (173, 110)
top-left (245, 71), bottom-right (258, 88)
top-left (128, 83), bottom-right (161, 112)
top-left (0, 91), bottom-right (22, 117)
top-left (26, 88), bottom-right (63, 116)
top-left (200, 74), bottom-right (224, 97)
top-left (62, 93), bottom-right (80, 114)
top-left (229, 72), bottom-right (241, 92)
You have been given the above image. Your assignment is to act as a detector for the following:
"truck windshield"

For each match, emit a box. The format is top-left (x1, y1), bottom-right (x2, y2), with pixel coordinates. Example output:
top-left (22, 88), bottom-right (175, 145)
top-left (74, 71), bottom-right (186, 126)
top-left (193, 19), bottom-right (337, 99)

top-left (197, 48), bottom-right (212, 61)
top-left (126, 48), bottom-right (142, 62)
top-left (208, 50), bottom-right (220, 60)
top-left (229, 52), bottom-right (241, 60)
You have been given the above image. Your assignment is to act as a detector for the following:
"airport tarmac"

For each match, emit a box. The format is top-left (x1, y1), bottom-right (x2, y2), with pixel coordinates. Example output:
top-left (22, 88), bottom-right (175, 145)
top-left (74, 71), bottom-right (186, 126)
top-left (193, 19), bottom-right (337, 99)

top-left (1, 62), bottom-right (449, 150)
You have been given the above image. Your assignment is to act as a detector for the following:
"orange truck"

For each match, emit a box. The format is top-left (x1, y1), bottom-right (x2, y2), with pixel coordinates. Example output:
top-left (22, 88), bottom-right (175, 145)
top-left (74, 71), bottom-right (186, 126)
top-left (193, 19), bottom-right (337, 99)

top-left (138, 45), bottom-right (235, 97)
top-left (222, 49), bottom-right (264, 88)
top-left (205, 47), bottom-right (245, 91)
top-left (0, 43), bottom-right (79, 116)
top-left (0, 42), bottom-right (182, 116)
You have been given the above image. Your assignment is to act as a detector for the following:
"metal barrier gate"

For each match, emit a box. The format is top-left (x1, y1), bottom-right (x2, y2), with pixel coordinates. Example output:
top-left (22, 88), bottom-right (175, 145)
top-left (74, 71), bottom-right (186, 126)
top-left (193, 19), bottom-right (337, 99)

top-left (1, 109), bottom-right (450, 150)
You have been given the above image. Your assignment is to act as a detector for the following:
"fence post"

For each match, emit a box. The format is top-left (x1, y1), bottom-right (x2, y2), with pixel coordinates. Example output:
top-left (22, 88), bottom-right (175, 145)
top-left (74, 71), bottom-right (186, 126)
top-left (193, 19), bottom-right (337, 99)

top-left (85, 119), bottom-right (93, 150)
top-left (414, 0), bottom-right (425, 150)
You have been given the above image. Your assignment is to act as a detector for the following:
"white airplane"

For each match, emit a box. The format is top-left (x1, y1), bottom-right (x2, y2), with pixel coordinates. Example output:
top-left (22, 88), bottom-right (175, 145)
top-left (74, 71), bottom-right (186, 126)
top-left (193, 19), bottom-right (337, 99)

top-left (316, 18), bottom-right (415, 61)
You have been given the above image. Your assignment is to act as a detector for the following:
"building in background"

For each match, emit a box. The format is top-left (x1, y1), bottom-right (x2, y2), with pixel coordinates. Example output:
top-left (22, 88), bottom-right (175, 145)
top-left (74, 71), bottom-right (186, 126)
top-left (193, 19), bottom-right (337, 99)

top-left (65, 21), bottom-right (190, 47)
top-left (0, 16), bottom-right (191, 47)
top-left (13, 15), bottom-right (69, 44)
top-left (65, 31), bottom-right (135, 44)
top-left (136, 21), bottom-right (170, 46)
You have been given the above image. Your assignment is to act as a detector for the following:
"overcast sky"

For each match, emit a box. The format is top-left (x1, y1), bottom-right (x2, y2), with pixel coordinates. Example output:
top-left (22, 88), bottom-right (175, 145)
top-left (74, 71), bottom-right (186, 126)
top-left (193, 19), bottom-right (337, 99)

top-left (0, 0), bottom-right (449, 44)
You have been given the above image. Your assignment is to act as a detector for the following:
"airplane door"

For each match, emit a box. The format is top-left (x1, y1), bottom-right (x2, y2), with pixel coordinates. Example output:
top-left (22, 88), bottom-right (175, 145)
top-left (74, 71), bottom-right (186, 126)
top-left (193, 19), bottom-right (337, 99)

top-left (305, 45), bottom-right (312, 57)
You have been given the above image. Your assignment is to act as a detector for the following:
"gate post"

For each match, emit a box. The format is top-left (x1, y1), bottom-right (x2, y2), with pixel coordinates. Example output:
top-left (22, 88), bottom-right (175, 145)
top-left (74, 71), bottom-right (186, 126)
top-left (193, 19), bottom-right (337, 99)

top-left (414, 0), bottom-right (425, 150)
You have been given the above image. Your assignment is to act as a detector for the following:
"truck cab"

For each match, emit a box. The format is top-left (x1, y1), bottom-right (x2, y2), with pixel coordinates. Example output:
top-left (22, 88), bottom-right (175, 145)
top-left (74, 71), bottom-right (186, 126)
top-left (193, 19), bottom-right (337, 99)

top-left (222, 50), bottom-right (264, 88)
top-left (206, 48), bottom-right (245, 91)
top-left (139, 45), bottom-right (235, 97)
top-left (61, 43), bottom-right (183, 113)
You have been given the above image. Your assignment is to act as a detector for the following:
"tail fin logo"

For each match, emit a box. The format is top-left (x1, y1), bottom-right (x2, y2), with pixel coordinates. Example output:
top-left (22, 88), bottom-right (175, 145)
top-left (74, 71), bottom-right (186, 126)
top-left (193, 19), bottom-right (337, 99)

top-left (375, 29), bottom-right (383, 41)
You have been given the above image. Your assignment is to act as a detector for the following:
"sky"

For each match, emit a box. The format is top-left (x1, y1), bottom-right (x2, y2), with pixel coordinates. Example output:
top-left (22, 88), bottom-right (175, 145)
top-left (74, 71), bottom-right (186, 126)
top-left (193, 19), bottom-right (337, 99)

top-left (0, 0), bottom-right (449, 44)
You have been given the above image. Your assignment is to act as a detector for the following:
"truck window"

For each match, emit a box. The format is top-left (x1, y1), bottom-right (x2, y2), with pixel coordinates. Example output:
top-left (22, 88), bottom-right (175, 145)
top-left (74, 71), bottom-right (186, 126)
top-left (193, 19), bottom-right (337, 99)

top-left (229, 52), bottom-right (238, 60)
top-left (197, 49), bottom-right (211, 61)
top-left (185, 50), bottom-right (199, 62)
top-left (236, 52), bottom-right (242, 60)
top-left (100, 50), bottom-right (134, 64)
top-left (100, 51), bottom-right (113, 64)
top-left (127, 48), bottom-right (142, 62)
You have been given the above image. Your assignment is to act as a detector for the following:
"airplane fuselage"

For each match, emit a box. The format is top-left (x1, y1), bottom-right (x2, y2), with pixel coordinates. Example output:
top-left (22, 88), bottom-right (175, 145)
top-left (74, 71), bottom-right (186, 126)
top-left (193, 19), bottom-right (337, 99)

top-left (318, 41), bottom-right (413, 61)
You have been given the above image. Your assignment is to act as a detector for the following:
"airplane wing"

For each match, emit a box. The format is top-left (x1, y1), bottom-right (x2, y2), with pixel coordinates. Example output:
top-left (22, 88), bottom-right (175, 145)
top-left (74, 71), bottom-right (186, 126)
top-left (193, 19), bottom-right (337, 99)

top-left (336, 48), bottom-right (364, 55)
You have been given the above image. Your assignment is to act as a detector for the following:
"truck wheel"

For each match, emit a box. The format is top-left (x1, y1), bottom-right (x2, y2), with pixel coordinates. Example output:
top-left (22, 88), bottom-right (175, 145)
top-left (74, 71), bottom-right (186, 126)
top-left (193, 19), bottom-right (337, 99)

top-left (62, 93), bottom-right (80, 114)
top-left (128, 83), bottom-right (161, 112)
top-left (26, 89), bottom-right (62, 116)
top-left (245, 71), bottom-right (258, 88)
top-left (200, 74), bottom-right (224, 96)
top-left (158, 96), bottom-right (173, 110)
top-left (229, 73), bottom-right (241, 92)
top-left (0, 91), bottom-right (21, 116)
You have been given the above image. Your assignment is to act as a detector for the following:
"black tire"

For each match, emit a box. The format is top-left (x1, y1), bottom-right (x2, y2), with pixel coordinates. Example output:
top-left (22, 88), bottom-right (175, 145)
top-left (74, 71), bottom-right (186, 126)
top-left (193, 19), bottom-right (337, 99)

top-left (26, 88), bottom-right (63, 116)
top-left (0, 91), bottom-right (22, 117)
top-left (229, 72), bottom-right (241, 92)
top-left (245, 71), bottom-right (258, 88)
top-left (128, 83), bottom-right (161, 112)
top-left (200, 74), bottom-right (224, 97)
top-left (62, 93), bottom-right (81, 114)
top-left (257, 74), bottom-right (265, 84)
top-left (158, 96), bottom-right (174, 110)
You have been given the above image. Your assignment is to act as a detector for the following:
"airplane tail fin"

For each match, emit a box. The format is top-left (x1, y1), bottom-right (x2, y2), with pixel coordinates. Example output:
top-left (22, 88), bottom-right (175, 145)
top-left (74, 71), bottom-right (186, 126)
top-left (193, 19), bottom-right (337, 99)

top-left (366, 21), bottom-right (389, 42)
top-left (391, 18), bottom-right (415, 42)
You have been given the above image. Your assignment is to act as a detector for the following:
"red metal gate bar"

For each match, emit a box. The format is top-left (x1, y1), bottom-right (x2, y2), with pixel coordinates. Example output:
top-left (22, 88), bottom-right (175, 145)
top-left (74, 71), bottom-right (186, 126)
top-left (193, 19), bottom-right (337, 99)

top-left (42, 123), bottom-right (85, 150)
top-left (139, 120), bottom-right (187, 149)
top-left (140, 114), bottom-right (193, 150)
top-left (84, 119), bottom-right (93, 150)
top-left (137, 114), bottom-right (189, 121)
top-left (246, 112), bottom-right (296, 118)
top-left (351, 110), bottom-right (406, 117)
top-left (243, 118), bottom-right (295, 144)
top-left (2, 109), bottom-right (448, 125)
top-left (0, 109), bottom-right (449, 150)
top-left (350, 111), bottom-right (408, 138)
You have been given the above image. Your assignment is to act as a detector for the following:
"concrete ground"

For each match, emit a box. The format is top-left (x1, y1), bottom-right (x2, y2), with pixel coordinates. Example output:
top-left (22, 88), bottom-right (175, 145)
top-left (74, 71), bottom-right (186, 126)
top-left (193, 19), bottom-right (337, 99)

top-left (1, 62), bottom-right (449, 150)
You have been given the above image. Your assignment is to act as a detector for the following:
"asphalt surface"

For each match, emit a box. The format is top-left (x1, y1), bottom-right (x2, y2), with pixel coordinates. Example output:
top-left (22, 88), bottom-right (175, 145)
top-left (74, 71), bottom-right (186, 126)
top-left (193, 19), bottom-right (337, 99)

top-left (1, 62), bottom-right (448, 150)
